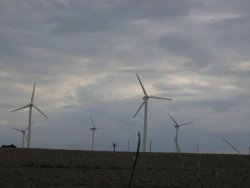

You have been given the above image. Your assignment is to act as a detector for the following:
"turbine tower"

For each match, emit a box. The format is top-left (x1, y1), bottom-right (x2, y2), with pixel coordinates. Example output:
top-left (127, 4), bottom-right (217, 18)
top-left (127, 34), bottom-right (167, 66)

top-left (168, 112), bottom-right (193, 153)
top-left (12, 83), bottom-right (48, 148)
top-left (10, 127), bottom-right (28, 148)
top-left (134, 73), bottom-right (172, 152)
top-left (89, 116), bottom-right (102, 151)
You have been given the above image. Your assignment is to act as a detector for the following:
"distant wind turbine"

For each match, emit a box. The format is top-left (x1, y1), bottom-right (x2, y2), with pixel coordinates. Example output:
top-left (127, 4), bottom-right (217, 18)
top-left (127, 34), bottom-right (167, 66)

top-left (10, 126), bottom-right (28, 148)
top-left (89, 116), bottom-right (102, 151)
top-left (12, 83), bottom-right (48, 148)
top-left (134, 73), bottom-right (172, 152)
top-left (168, 113), bottom-right (193, 153)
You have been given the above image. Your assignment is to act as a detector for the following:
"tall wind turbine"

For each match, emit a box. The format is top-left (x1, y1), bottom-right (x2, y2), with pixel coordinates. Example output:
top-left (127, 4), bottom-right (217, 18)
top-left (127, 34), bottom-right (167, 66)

top-left (134, 73), bottom-right (172, 152)
top-left (12, 83), bottom-right (48, 148)
top-left (168, 112), bottom-right (193, 153)
top-left (89, 116), bottom-right (102, 151)
top-left (10, 127), bottom-right (28, 148)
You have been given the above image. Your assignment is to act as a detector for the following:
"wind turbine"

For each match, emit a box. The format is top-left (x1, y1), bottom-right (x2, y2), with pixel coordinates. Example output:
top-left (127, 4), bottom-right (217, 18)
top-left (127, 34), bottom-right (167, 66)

top-left (10, 126), bottom-right (28, 148)
top-left (12, 83), bottom-right (48, 148)
top-left (168, 112), bottom-right (193, 153)
top-left (89, 116), bottom-right (102, 151)
top-left (133, 73), bottom-right (172, 152)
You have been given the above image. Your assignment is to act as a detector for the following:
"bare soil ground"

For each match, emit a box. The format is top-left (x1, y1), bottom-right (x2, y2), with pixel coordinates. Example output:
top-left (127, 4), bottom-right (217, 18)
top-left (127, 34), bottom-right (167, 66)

top-left (0, 148), bottom-right (249, 187)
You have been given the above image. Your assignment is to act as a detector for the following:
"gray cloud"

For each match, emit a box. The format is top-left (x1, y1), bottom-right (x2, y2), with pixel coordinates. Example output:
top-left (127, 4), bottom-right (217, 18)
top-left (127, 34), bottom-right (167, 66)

top-left (39, 0), bottom-right (199, 34)
top-left (157, 32), bottom-right (216, 67)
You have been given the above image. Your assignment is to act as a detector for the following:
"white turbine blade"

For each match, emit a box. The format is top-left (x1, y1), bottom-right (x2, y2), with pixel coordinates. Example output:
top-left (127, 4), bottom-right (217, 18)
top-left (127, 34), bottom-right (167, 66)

top-left (179, 122), bottom-right (193, 127)
top-left (133, 100), bottom-right (145, 118)
top-left (33, 105), bottom-right (48, 119)
top-left (136, 73), bottom-right (148, 96)
top-left (168, 113), bottom-right (178, 125)
top-left (11, 127), bottom-right (24, 133)
top-left (31, 83), bottom-right (36, 103)
top-left (12, 104), bottom-right (30, 112)
top-left (90, 115), bottom-right (95, 128)
top-left (149, 96), bottom-right (172, 100)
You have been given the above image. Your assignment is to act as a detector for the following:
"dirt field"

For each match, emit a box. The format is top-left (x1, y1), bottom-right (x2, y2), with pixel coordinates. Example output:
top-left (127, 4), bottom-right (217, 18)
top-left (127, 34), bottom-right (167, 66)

top-left (0, 148), bottom-right (249, 187)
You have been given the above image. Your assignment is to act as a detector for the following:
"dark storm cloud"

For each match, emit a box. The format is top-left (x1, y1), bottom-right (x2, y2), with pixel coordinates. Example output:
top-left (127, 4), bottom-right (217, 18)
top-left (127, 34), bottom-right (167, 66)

top-left (157, 32), bottom-right (216, 67)
top-left (0, 0), bottom-right (201, 68)
top-left (1, 0), bottom-right (199, 33)
top-left (191, 94), bottom-right (249, 112)
top-left (210, 16), bottom-right (250, 55)
top-left (203, 0), bottom-right (250, 14)
top-left (36, 0), bottom-right (199, 34)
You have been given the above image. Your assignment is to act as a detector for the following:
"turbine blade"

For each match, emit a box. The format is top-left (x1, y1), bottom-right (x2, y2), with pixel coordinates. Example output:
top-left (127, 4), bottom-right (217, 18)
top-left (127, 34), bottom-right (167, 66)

top-left (11, 127), bottom-right (24, 132)
top-left (179, 122), bottom-right (193, 127)
top-left (90, 115), bottom-right (95, 128)
top-left (31, 83), bottom-right (36, 103)
top-left (136, 73), bottom-right (148, 96)
top-left (33, 105), bottom-right (48, 119)
top-left (133, 100), bottom-right (145, 118)
top-left (168, 112), bottom-right (178, 125)
top-left (149, 96), bottom-right (172, 100)
top-left (11, 104), bottom-right (30, 112)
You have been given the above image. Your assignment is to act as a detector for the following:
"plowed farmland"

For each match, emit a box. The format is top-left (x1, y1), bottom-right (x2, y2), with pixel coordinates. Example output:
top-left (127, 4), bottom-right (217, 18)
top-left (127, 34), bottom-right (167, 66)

top-left (0, 148), bottom-right (249, 187)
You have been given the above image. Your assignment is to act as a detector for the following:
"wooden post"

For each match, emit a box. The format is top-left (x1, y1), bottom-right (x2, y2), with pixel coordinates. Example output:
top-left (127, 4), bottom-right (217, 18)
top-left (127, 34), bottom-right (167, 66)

top-left (128, 132), bottom-right (141, 188)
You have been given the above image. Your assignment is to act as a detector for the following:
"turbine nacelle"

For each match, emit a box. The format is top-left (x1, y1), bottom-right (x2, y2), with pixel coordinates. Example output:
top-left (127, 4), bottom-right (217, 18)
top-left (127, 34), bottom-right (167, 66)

top-left (89, 115), bottom-right (103, 151)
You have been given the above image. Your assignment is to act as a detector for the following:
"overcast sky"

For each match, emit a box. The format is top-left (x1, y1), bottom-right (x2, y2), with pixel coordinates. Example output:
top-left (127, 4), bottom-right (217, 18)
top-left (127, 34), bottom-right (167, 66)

top-left (0, 0), bottom-right (250, 154)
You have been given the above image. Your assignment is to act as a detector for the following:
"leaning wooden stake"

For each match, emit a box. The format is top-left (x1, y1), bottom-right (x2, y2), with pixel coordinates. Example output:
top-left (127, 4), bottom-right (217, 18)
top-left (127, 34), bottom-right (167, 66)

top-left (222, 138), bottom-right (241, 155)
top-left (222, 138), bottom-right (250, 166)
top-left (128, 132), bottom-right (141, 188)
